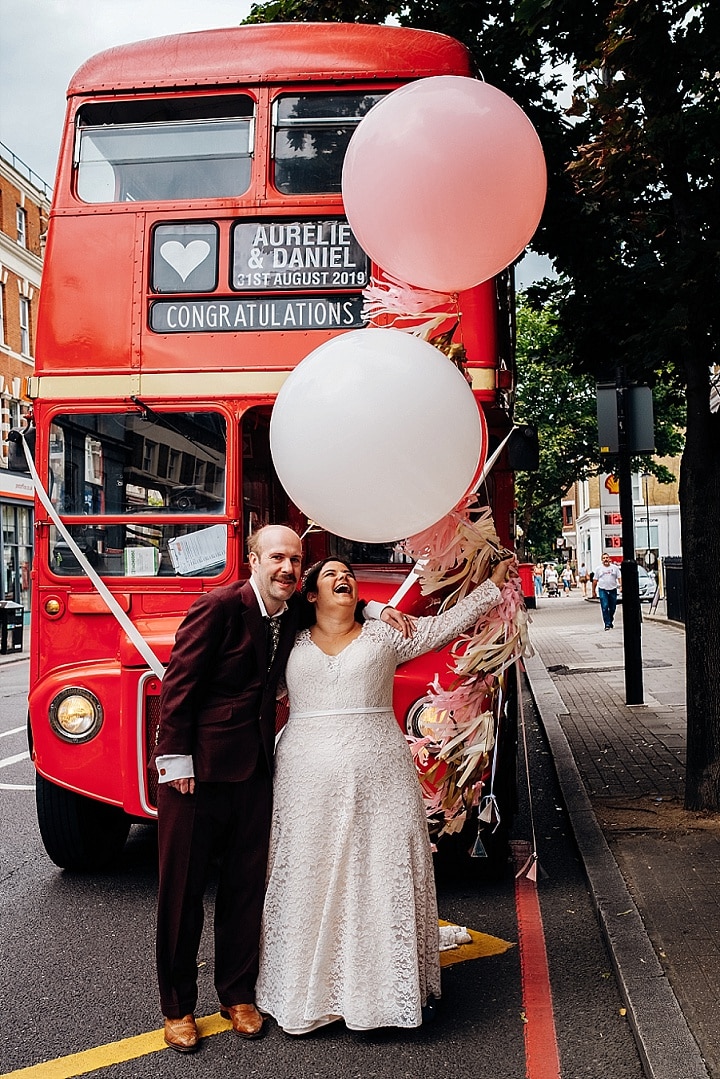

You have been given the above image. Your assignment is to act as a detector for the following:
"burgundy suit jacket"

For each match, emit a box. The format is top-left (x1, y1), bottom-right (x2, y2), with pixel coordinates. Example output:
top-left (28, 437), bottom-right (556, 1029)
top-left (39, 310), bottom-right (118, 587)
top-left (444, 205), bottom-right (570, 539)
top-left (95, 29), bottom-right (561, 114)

top-left (155, 579), bottom-right (301, 782)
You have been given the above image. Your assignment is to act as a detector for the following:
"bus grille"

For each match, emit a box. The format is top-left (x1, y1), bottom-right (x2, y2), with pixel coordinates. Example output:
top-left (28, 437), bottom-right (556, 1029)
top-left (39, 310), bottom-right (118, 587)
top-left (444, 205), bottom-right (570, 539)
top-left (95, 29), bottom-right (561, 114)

top-left (144, 689), bottom-right (162, 811)
top-left (143, 691), bottom-right (290, 809)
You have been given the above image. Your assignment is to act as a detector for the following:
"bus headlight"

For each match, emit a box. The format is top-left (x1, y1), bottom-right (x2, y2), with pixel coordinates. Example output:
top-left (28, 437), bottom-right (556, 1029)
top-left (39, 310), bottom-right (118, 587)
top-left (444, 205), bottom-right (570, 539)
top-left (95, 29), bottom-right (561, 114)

top-left (405, 700), bottom-right (442, 740)
top-left (49, 688), bottom-right (103, 743)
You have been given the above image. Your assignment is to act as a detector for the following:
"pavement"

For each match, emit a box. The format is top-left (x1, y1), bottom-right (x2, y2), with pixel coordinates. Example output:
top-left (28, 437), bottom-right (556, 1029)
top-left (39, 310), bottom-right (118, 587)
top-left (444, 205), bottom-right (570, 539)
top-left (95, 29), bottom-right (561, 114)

top-left (0, 634), bottom-right (29, 664)
top-left (524, 588), bottom-right (720, 1079)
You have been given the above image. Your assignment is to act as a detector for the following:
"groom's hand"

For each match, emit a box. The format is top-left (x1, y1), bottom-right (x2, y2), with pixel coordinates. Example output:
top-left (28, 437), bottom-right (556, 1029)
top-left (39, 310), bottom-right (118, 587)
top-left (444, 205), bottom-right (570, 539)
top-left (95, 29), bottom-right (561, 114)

top-left (168, 777), bottom-right (195, 795)
top-left (381, 606), bottom-right (417, 638)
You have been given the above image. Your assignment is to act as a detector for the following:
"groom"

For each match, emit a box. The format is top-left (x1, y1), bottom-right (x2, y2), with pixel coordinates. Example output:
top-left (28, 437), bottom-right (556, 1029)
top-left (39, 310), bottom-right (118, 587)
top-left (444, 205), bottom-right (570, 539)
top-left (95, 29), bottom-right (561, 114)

top-left (154, 524), bottom-right (401, 1051)
top-left (155, 524), bottom-right (303, 1049)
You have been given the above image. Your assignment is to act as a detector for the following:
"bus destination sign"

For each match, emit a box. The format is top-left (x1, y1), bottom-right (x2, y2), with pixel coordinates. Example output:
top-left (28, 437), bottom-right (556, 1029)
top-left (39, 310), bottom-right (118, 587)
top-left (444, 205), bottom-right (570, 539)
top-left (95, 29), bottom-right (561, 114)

top-left (150, 294), bottom-right (366, 333)
top-left (232, 219), bottom-right (369, 292)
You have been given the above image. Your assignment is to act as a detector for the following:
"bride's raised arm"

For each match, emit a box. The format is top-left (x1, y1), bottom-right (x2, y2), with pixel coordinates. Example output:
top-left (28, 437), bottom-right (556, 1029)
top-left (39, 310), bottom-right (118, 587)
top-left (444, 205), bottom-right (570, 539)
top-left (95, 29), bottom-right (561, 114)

top-left (388, 557), bottom-right (514, 663)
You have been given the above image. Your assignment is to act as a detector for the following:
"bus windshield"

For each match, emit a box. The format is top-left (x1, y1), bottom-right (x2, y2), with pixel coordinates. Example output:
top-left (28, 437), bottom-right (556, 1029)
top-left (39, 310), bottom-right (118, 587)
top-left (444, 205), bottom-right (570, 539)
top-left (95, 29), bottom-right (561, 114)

top-left (49, 410), bottom-right (226, 515)
top-left (47, 411), bottom-right (227, 578)
top-left (76, 95), bottom-right (254, 203)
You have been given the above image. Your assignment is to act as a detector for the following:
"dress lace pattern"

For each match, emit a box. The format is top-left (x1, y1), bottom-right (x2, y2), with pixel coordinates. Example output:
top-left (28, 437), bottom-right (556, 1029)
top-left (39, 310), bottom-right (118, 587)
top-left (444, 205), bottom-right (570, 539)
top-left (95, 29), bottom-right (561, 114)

top-left (255, 579), bottom-right (501, 1033)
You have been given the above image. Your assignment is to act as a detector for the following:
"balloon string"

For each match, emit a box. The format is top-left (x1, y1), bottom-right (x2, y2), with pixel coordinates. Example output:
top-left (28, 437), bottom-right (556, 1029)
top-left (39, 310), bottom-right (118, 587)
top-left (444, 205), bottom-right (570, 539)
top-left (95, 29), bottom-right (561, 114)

top-left (300, 520), bottom-right (323, 540)
top-left (386, 428), bottom-right (514, 609)
top-left (474, 428), bottom-right (513, 491)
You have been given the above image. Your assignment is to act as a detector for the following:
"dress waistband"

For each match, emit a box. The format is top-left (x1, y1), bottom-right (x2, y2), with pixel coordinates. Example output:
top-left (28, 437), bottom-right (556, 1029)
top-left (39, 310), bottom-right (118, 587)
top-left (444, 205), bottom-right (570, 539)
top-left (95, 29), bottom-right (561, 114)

top-left (288, 707), bottom-right (394, 719)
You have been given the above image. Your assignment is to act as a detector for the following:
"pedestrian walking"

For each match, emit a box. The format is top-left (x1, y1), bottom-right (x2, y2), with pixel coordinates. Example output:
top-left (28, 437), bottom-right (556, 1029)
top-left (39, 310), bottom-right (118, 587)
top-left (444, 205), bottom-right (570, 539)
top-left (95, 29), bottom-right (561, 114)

top-left (561, 565), bottom-right (574, 595)
top-left (591, 553), bottom-right (622, 629)
top-left (544, 563), bottom-right (559, 598)
top-left (533, 562), bottom-right (544, 598)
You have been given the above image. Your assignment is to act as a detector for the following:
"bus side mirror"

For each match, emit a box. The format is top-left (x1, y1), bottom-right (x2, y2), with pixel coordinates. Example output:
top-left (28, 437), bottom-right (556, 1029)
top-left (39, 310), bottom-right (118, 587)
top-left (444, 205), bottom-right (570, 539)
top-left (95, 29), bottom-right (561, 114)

top-left (506, 424), bottom-right (539, 471)
top-left (7, 425), bottom-right (36, 473)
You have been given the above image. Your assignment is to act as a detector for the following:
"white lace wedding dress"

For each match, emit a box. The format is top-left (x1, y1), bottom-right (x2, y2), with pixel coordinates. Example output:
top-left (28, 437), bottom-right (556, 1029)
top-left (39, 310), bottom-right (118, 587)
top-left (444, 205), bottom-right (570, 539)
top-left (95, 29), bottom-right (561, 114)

top-left (255, 579), bottom-right (501, 1034)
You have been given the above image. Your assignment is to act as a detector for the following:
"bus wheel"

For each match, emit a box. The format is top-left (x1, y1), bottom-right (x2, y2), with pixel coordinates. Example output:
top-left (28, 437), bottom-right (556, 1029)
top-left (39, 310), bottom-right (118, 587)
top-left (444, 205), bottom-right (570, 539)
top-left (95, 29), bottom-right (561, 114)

top-left (36, 774), bottom-right (131, 871)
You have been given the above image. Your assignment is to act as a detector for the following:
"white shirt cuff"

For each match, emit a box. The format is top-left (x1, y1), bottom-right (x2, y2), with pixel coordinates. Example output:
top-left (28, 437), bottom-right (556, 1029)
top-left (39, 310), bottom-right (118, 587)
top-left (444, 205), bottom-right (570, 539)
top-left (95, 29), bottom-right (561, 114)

top-left (363, 600), bottom-right (386, 621)
top-left (156, 754), bottom-right (195, 783)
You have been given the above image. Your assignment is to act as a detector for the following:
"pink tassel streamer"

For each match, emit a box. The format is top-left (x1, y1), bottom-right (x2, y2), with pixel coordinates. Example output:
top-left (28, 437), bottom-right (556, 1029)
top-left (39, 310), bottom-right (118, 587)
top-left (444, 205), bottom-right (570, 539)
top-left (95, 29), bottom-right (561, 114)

top-left (362, 272), bottom-right (457, 320)
top-left (404, 498), bottom-right (533, 837)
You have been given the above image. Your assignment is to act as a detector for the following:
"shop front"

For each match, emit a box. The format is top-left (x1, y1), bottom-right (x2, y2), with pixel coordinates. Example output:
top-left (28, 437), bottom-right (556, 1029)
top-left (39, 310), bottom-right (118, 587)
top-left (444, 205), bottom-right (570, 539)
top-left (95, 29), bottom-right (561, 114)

top-left (0, 470), bottom-right (34, 621)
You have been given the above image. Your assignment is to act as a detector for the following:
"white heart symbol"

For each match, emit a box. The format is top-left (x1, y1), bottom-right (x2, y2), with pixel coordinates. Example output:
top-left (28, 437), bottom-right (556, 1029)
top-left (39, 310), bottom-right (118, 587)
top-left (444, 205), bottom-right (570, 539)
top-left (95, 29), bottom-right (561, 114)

top-left (160, 240), bottom-right (211, 282)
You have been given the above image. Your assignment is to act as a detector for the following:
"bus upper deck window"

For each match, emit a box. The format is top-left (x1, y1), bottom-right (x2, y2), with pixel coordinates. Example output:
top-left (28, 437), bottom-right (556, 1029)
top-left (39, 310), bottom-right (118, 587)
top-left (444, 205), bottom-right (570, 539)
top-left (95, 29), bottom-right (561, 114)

top-left (272, 92), bottom-right (385, 195)
top-left (75, 96), bottom-right (254, 204)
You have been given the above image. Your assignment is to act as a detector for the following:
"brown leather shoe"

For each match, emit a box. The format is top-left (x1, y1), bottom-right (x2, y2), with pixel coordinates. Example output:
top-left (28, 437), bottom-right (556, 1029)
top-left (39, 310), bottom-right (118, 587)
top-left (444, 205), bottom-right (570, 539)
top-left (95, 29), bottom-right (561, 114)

top-left (220, 1003), bottom-right (265, 1039)
top-left (163, 1013), bottom-right (199, 1052)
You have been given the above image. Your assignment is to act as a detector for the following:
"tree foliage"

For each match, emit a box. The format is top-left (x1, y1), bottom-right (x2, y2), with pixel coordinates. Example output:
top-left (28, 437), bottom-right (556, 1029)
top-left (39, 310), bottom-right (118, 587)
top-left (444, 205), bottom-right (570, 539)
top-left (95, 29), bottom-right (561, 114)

top-left (513, 291), bottom-right (683, 560)
top-left (244, 0), bottom-right (720, 810)
top-left (246, 0), bottom-right (394, 21)
top-left (513, 295), bottom-right (596, 560)
top-left (517, 1), bottom-right (720, 811)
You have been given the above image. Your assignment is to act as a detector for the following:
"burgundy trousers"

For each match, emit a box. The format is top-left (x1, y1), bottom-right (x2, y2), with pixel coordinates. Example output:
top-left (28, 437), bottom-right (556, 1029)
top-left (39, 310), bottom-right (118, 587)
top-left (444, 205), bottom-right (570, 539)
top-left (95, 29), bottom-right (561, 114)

top-left (156, 766), bottom-right (272, 1018)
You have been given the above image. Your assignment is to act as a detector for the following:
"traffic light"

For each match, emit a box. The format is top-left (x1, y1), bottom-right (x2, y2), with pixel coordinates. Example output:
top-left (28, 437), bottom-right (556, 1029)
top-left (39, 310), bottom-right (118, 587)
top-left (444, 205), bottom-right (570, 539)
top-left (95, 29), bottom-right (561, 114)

top-left (507, 424), bottom-right (540, 471)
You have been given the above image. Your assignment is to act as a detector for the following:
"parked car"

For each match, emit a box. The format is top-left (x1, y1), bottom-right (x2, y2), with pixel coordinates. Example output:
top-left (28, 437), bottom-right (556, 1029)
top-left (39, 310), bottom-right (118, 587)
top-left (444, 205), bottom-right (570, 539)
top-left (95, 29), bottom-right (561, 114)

top-left (638, 567), bottom-right (657, 601)
top-left (617, 566), bottom-right (656, 602)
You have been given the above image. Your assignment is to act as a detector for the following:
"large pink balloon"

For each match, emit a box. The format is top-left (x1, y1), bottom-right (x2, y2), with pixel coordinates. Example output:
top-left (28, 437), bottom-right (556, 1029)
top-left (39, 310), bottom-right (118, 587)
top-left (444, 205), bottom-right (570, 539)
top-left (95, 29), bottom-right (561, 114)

top-left (270, 328), bottom-right (486, 544)
top-left (342, 76), bottom-right (546, 293)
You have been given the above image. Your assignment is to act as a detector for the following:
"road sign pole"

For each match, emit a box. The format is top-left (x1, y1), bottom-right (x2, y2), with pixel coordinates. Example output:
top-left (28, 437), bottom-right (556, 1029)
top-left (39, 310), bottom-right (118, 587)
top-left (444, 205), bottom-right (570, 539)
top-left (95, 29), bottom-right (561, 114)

top-left (616, 367), bottom-right (644, 705)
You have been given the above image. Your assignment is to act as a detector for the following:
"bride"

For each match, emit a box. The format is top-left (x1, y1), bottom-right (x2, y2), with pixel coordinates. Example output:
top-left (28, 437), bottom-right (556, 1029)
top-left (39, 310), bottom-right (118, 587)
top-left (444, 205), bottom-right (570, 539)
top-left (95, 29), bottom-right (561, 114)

top-left (255, 555), bottom-right (513, 1035)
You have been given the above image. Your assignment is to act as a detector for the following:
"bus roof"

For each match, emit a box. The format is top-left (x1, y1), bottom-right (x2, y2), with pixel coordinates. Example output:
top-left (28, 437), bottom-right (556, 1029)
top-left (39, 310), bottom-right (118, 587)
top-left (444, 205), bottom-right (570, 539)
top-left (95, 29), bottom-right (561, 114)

top-left (67, 23), bottom-right (473, 96)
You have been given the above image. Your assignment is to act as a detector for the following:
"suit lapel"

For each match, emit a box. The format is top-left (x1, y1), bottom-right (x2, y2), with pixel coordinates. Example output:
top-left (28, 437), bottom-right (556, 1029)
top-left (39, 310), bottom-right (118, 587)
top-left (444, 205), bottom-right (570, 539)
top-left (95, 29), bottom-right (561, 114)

top-left (241, 580), bottom-right (300, 683)
top-left (239, 579), bottom-right (268, 676)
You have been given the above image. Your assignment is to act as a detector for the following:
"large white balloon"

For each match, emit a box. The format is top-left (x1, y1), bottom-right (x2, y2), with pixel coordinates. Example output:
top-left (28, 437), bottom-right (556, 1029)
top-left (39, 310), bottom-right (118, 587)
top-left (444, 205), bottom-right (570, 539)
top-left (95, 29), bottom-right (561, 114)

top-left (270, 328), bottom-right (486, 543)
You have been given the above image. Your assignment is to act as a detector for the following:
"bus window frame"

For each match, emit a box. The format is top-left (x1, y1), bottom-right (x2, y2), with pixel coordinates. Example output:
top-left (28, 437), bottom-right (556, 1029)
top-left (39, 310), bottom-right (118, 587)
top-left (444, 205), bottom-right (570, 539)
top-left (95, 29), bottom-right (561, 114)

top-left (73, 93), bottom-right (258, 206)
top-left (270, 89), bottom-right (387, 196)
top-left (43, 404), bottom-right (235, 582)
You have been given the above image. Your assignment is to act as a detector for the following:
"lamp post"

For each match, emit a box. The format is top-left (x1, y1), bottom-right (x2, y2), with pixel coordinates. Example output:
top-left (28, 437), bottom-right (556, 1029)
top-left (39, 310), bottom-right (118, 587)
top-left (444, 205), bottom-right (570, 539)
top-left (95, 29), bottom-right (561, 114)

top-left (643, 471), bottom-right (652, 566)
top-left (597, 372), bottom-right (654, 705)
top-left (616, 368), bottom-right (644, 705)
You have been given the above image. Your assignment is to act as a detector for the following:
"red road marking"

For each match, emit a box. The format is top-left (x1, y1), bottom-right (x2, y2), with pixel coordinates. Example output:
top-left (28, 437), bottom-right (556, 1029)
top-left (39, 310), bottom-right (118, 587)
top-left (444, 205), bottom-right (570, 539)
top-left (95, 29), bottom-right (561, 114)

top-left (513, 840), bottom-right (562, 1079)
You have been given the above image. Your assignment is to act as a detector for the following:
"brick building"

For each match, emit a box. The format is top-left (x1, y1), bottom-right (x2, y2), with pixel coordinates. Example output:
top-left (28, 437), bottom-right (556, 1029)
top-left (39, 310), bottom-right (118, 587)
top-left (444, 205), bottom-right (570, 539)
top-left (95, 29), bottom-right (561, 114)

top-left (0, 143), bottom-right (51, 612)
top-left (560, 458), bottom-right (682, 587)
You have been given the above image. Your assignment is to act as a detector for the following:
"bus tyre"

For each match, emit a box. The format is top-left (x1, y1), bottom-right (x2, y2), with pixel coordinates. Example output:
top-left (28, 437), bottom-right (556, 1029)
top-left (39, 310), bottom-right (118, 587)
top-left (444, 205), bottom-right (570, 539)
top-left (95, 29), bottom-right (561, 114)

top-left (36, 774), bottom-right (131, 871)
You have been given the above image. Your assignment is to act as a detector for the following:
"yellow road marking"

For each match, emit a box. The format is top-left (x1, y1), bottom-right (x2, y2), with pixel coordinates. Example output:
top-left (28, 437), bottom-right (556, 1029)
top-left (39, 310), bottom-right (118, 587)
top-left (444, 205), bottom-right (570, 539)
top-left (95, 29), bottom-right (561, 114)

top-left (3, 924), bottom-right (514, 1077)
top-left (439, 920), bottom-right (515, 967)
top-left (0, 1014), bottom-right (231, 1079)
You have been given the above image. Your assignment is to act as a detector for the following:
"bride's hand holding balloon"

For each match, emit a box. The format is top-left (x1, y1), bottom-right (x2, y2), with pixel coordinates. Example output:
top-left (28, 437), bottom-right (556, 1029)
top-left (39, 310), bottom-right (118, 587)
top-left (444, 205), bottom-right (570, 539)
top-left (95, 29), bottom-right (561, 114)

top-left (490, 556), bottom-right (516, 588)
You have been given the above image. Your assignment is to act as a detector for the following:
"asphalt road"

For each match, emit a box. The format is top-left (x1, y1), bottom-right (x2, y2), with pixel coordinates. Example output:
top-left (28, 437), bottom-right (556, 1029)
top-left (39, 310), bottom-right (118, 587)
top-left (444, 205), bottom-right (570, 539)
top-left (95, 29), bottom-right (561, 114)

top-left (1, 658), bottom-right (646, 1079)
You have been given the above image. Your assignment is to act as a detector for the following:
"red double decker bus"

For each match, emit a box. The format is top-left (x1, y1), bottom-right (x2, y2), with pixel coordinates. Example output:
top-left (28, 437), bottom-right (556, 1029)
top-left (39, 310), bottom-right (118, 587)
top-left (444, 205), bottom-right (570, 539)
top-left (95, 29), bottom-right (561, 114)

top-left (26, 23), bottom-right (517, 871)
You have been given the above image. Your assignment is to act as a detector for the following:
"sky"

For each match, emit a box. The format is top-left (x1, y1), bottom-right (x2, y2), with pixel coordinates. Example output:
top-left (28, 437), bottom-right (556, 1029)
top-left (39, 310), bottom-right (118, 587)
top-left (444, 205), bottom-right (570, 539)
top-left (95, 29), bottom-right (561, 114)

top-left (0, 0), bottom-right (554, 285)
top-left (0, 0), bottom-right (256, 186)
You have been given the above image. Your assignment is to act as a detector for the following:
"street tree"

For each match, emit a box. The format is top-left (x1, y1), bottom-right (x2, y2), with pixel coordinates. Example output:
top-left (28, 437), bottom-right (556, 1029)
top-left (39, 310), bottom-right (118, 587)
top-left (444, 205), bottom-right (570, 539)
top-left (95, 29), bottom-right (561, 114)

top-left (513, 295), bottom-right (596, 561)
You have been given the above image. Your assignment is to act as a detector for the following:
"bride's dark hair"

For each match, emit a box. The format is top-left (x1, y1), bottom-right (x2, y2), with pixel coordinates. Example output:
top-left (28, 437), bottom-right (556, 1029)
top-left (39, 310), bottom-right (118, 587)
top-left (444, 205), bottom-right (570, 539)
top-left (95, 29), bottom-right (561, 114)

top-left (299, 557), bottom-right (366, 628)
